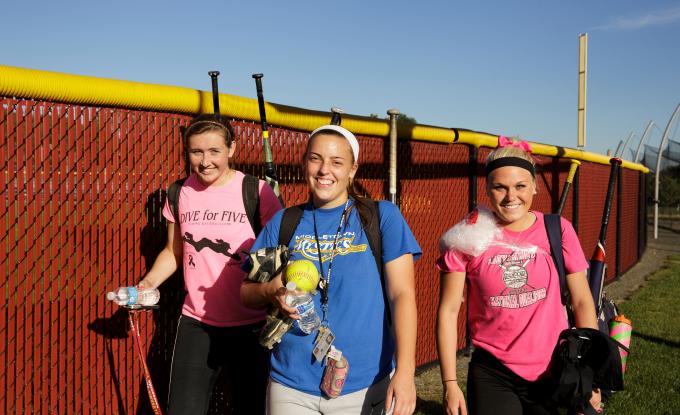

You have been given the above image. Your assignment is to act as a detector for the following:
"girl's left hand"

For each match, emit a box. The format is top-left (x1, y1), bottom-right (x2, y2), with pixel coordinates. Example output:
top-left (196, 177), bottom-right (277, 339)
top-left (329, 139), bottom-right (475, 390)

top-left (385, 370), bottom-right (416, 415)
top-left (577, 388), bottom-right (603, 414)
top-left (590, 388), bottom-right (603, 413)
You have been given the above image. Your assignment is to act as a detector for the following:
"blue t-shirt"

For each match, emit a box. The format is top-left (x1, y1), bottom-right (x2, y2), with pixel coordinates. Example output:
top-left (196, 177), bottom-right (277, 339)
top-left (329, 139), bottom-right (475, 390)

top-left (251, 200), bottom-right (421, 395)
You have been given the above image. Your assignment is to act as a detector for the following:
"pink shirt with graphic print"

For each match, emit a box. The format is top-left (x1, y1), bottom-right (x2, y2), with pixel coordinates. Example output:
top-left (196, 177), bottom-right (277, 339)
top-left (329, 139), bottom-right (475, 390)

top-left (437, 211), bottom-right (588, 381)
top-left (162, 171), bottom-right (280, 327)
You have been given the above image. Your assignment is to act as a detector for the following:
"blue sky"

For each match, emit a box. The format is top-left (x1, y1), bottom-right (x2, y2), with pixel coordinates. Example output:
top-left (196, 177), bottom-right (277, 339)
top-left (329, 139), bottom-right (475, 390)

top-left (4, 0), bottom-right (680, 158)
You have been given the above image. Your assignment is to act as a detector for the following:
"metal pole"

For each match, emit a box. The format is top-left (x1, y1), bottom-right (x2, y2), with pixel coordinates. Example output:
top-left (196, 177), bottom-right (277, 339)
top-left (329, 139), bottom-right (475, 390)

top-left (618, 132), bottom-right (636, 159)
top-left (387, 109), bottom-right (400, 204)
top-left (573, 166), bottom-right (580, 233)
top-left (469, 146), bottom-right (478, 212)
top-left (654, 103), bottom-right (680, 239)
top-left (638, 170), bottom-right (646, 260)
top-left (614, 140), bottom-right (624, 158)
top-left (615, 164), bottom-right (622, 278)
top-left (634, 120), bottom-right (658, 164)
top-left (577, 33), bottom-right (588, 149)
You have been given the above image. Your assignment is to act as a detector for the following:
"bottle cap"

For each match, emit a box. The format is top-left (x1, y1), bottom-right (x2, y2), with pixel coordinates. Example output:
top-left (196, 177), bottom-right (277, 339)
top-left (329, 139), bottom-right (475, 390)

top-left (286, 281), bottom-right (297, 291)
top-left (106, 292), bottom-right (115, 301)
top-left (613, 314), bottom-right (632, 325)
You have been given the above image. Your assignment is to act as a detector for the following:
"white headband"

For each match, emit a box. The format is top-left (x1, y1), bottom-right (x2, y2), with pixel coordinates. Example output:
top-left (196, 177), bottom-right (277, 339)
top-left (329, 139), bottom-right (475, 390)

top-left (309, 124), bottom-right (359, 162)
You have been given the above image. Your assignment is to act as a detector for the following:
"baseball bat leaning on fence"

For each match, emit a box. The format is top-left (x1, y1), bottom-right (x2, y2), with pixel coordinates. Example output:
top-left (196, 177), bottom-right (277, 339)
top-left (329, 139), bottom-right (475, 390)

top-left (588, 157), bottom-right (622, 315)
top-left (556, 160), bottom-right (580, 215)
top-left (251, 73), bottom-right (281, 199)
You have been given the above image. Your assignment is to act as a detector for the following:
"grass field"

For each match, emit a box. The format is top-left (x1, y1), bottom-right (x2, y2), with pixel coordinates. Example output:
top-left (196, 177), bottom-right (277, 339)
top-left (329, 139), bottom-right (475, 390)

top-left (414, 255), bottom-right (680, 415)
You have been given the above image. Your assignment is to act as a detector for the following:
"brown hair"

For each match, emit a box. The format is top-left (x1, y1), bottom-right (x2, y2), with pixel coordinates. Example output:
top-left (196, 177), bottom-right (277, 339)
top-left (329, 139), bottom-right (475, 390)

top-left (182, 114), bottom-right (236, 149)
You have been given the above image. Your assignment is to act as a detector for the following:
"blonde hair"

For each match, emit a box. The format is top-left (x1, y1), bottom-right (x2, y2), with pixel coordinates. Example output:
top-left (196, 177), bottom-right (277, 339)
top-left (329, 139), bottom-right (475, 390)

top-left (486, 144), bottom-right (535, 166)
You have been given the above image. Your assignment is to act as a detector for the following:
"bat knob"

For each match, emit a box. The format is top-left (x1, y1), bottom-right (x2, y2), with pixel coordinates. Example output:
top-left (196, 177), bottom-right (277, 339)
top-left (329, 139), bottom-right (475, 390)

top-left (252, 73), bottom-right (264, 79)
top-left (387, 108), bottom-right (400, 116)
top-left (208, 71), bottom-right (220, 78)
top-left (610, 157), bottom-right (623, 165)
top-left (330, 107), bottom-right (345, 125)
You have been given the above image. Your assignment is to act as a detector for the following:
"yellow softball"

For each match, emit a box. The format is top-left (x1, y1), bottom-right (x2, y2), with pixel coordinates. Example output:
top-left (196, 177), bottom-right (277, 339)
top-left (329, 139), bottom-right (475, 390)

top-left (284, 260), bottom-right (320, 292)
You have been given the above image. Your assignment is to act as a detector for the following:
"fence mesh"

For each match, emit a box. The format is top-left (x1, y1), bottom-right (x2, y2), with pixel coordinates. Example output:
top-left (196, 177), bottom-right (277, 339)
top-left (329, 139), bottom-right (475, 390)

top-left (0, 97), bottom-right (644, 414)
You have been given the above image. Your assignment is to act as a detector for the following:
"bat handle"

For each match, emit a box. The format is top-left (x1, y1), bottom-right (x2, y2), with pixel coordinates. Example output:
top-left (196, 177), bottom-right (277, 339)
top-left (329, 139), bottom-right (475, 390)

top-left (330, 107), bottom-right (345, 125)
top-left (556, 160), bottom-right (580, 215)
top-left (252, 73), bottom-right (268, 131)
top-left (208, 71), bottom-right (220, 116)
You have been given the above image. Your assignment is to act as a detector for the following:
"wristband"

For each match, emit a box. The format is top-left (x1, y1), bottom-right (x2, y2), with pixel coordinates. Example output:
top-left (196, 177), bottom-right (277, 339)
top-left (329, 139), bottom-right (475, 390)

top-left (443, 379), bottom-right (457, 383)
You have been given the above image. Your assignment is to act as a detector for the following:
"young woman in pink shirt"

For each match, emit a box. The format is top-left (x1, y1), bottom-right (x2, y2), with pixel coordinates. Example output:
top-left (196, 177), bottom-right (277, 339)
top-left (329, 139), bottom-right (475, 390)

top-left (138, 115), bottom-right (281, 415)
top-left (436, 138), bottom-right (600, 415)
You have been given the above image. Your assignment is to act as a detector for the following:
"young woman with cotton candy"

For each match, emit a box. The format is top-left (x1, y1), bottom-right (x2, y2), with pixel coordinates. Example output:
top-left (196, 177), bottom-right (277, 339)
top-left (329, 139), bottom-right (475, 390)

top-left (435, 137), bottom-right (600, 415)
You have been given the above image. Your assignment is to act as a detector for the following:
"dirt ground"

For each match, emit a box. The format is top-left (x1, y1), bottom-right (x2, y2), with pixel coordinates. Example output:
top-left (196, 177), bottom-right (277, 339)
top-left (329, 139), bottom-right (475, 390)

top-left (414, 220), bottom-right (680, 408)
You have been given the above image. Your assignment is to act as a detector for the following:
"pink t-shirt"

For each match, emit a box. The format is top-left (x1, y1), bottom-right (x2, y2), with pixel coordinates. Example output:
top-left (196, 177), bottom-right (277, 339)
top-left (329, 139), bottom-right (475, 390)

top-left (436, 211), bottom-right (588, 381)
top-left (162, 171), bottom-right (281, 327)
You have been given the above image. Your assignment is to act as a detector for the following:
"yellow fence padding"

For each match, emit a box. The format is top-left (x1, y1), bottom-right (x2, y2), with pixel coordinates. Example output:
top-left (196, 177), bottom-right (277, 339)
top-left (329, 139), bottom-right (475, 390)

top-left (0, 64), bottom-right (648, 173)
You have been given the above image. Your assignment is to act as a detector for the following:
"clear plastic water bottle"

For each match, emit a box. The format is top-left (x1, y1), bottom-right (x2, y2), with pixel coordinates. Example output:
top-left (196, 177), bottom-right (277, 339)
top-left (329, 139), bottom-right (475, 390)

top-left (106, 286), bottom-right (160, 307)
top-left (285, 281), bottom-right (320, 334)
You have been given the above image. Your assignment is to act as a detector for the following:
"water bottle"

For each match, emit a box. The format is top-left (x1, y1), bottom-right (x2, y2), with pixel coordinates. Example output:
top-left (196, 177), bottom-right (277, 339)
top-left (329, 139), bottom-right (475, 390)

top-left (106, 286), bottom-right (160, 307)
top-left (285, 282), bottom-right (320, 334)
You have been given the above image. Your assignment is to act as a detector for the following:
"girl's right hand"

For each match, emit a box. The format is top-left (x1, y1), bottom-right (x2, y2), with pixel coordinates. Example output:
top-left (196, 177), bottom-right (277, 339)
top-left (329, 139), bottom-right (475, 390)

top-left (268, 275), bottom-right (299, 319)
top-left (443, 381), bottom-right (467, 415)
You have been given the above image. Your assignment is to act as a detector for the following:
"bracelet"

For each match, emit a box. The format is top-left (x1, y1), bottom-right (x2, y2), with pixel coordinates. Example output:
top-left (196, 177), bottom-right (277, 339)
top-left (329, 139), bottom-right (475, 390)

top-left (443, 379), bottom-right (457, 383)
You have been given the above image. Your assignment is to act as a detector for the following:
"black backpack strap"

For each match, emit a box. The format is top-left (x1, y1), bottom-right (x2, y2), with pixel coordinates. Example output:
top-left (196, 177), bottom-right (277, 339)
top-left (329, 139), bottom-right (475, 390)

top-left (356, 199), bottom-right (389, 323)
top-left (545, 214), bottom-right (574, 326)
top-left (279, 204), bottom-right (305, 246)
top-left (167, 178), bottom-right (187, 223)
top-left (242, 174), bottom-right (263, 235)
top-left (357, 199), bottom-right (383, 275)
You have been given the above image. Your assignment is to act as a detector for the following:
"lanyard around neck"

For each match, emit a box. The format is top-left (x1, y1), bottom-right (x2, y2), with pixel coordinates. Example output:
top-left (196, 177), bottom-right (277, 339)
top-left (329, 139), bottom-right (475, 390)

top-left (312, 199), bottom-right (350, 311)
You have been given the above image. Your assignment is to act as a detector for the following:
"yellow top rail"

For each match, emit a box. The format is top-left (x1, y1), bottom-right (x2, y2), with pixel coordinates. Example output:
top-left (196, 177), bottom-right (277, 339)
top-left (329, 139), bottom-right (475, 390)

top-left (0, 64), bottom-right (648, 173)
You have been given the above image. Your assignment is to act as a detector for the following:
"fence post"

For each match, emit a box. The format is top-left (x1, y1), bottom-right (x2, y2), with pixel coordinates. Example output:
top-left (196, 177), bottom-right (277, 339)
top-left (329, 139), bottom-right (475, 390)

top-left (572, 166), bottom-right (580, 233)
top-left (639, 171), bottom-right (647, 259)
top-left (469, 146), bottom-right (478, 211)
top-left (616, 166), bottom-right (622, 278)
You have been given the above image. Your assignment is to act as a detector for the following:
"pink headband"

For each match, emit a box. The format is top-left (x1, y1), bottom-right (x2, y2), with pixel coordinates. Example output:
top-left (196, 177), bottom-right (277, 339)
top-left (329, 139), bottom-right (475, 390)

top-left (498, 135), bottom-right (532, 153)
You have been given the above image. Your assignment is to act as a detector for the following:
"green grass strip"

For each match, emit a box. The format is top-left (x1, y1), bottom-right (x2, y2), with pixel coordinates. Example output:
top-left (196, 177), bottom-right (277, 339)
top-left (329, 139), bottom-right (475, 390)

top-left (605, 255), bottom-right (680, 414)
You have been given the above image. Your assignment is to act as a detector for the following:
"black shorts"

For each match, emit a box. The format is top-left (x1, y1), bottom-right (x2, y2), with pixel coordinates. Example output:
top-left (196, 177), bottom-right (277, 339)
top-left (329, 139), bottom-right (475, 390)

top-left (467, 348), bottom-right (557, 415)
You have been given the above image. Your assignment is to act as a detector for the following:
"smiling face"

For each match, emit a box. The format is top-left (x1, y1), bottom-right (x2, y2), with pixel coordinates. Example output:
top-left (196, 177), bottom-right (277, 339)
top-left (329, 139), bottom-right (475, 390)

top-left (186, 130), bottom-right (235, 187)
top-left (304, 132), bottom-right (358, 209)
top-left (486, 165), bottom-right (537, 229)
